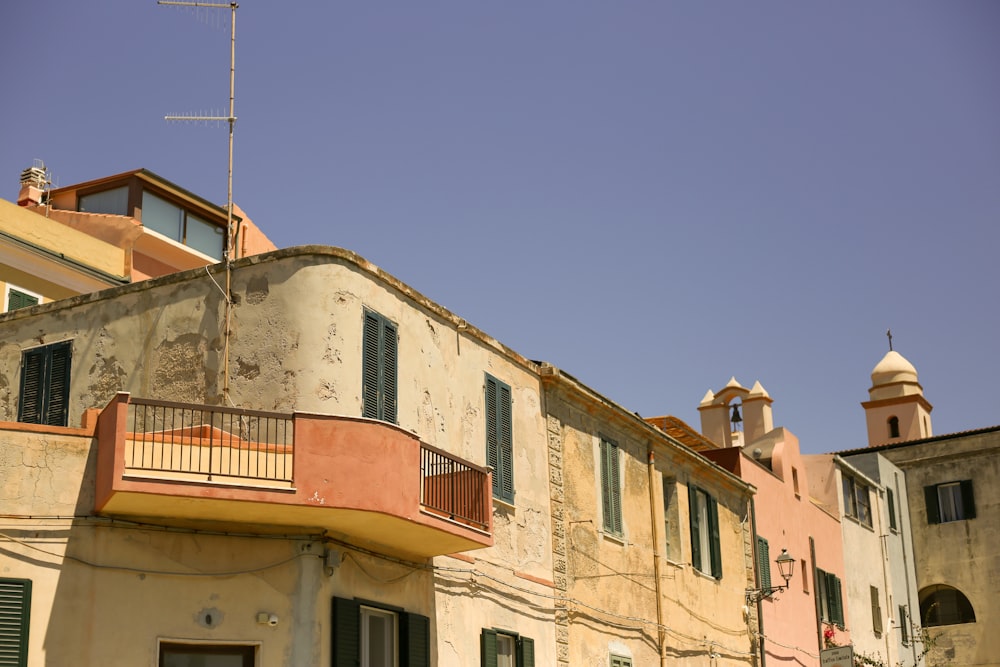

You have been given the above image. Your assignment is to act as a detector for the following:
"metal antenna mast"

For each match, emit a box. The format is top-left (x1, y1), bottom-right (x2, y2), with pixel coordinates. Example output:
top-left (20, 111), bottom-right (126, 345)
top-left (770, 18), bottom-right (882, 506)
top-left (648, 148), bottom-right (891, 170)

top-left (159, 0), bottom-right (239, 404)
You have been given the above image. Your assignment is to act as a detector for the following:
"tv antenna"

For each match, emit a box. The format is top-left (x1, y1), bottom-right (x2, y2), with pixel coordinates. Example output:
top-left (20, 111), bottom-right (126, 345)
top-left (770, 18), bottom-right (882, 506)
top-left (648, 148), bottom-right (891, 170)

top-left (159, 0), bottom-right (239, 404)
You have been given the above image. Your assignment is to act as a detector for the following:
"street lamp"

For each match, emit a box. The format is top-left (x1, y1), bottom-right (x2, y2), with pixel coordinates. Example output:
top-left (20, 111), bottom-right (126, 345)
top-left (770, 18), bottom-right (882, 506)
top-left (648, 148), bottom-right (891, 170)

top-left (747, 548), bottom-right (796, 603)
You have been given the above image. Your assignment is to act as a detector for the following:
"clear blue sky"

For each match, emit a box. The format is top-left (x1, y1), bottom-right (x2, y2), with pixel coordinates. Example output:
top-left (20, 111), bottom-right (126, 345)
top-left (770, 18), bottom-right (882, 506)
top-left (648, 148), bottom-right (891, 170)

top-left (2, 1), bottom-right (998, 454)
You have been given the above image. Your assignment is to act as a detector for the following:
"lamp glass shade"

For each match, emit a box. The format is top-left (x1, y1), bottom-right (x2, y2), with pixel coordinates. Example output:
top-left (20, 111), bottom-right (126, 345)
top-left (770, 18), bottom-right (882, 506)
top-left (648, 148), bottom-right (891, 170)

top-left (775, 549), bottom-right (795, 583)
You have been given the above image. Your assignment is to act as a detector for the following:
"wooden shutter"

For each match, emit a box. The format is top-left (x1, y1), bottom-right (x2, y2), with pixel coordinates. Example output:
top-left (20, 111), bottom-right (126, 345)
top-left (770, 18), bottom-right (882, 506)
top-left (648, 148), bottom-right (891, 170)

top-left (517, 636), bottom-right (534, 667)
top-left (7, 289), bottom-right (38, 312)
top-left (17, 350), bottom-right (44, 424)
top-left (400, 612), bottom-right (429, 667)
top-left (486, 377), bottom-right (500, 496)
top-left (331, 597), bottom-right (360, 667)
top-left (600, 439), bottom-right (621, 535)
top-left (756, 536), bottom-right (771, 592)
top-left (0, 579), bottom-right (31, 667)
top-left (498, 383), bottom-right (513, 502)
top-left (480, 628), bottom-right (498, 667)
top-left (871, 586), bottom-right (883, 634)
top-left (382, 319), bottom-right (397, 423)
top-left (887, 488), bottom-right (897, 530)
top-left (924, 485), bottom-right (941, 524)
top-left (362, 311), bottom-right (381, 420)
top-left (960, 480), bottom-right (976, 519)
top-left (830, 573), bottom-right (844, 627)
top-left (708, 494), bottom-right (722, 579)
top-left (688, 484), bottom-right (702, 572)
top-left (46, 343), bottom-right (71, 427)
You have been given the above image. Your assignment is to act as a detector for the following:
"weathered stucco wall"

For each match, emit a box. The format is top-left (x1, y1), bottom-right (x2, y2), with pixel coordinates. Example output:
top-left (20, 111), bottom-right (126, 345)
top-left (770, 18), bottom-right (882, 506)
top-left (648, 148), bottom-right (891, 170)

top-left (543, 378), bottom-right (755, 667)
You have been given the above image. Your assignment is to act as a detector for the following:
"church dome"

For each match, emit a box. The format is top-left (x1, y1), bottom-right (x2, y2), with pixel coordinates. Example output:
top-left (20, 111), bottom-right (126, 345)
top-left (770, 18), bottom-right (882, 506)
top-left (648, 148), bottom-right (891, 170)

top-left (871, 350), bottom-right (918, 387)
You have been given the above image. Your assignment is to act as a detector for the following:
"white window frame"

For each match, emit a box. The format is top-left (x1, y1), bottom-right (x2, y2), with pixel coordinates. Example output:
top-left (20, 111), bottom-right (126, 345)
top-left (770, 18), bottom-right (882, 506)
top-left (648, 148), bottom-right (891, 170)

top-left (5, 283), bottom-right (42, 312)
top-left (361, 605), bottom-right (398, 667)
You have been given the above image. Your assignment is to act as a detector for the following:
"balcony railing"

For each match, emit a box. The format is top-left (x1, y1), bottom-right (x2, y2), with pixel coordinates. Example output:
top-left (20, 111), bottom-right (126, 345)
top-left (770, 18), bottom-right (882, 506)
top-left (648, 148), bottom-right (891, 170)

top-left (126, 398), bottom-right (294, 484)
top-left (420, 443), bottom-right (490, 532)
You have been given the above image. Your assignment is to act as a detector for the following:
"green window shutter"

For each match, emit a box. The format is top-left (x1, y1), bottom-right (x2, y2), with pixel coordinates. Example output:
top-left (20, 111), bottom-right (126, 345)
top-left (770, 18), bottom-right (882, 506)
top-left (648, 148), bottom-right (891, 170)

top-left (600, 438), bottom-right (621, 535)
top-left (362, 311), bottom-right (381, 420)
top-left (708, 494), bottom-right (722, 579)
top-left (331, 597), bottom-right (360, 667)
top-left (924, 485), bottom-right (941, 524)
top-left (361, 310), bottom-right (398, 423)
top-left (831, 574), bottom-right (844, 627)
top-left (960, 480), bottom-right (976, 519)
top-left (400, 612), bottom-right (430, 667)
top-left (7, 289), bottom-right (38, 312)
top-left (382, 319), bottom-right (397, 424)
top-left (480, 628), bottom-right (498, 667)
top-left (17, 350), bottom-right (44, 424)
top-left (688, 484), bottom-right (702, 572)
top-left (18, 342), bottom-right (71, 426)
top-left (46, 343), bottom-right (71, 427)
top-left (886, 488), bottom-right (897, 530)
top-left (0, 578), bottom-right (31, 667)
top-left (517, 636), bottom-right (534, 667)
top-left (756, 536), bottom-right (771, 592)
top-left (486, 376), bottom-right (514, 502)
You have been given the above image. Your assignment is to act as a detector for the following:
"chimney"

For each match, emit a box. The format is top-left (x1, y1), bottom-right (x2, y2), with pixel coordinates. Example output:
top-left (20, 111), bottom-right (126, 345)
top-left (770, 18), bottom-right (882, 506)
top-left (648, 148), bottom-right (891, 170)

top-left (18, 162), bottom-right (48, 206)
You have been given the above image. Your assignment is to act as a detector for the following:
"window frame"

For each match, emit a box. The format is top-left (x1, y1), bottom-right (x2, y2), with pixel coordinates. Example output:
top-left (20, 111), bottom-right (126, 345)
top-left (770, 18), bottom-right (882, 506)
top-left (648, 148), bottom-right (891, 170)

top-left (924, 480), bottom-right (976, 524)
top-left (332, 597), bottom-right (429, 667)
top-left (0, 578), bottom-right (31, 667)
top-left (842, 474), bottom-right (873, 528)
top-left (159, 642), bottom-right (256, 667)
top-left (599, 436), bottom-right (623, 537)
top-left (480, 628), bottom-right (535, 667)
top-left (485, 374), bottom-right (514, 503)
top-left (898, 605), bottom-right (909, 645)
top-left (362, 309), bottom-right (398, 424)
top-left (18, 340), bottom-right (72, 427)
top-left (5, 285), bottom-right (40, 312)
top-left (610, 656), bottom-right (633, 667)
top-left (816, 568), bottom-right (845, 627)
top-left (886, 487), bottom-right (898, 532)
top-left (688, 484), bottom-right (722, 579)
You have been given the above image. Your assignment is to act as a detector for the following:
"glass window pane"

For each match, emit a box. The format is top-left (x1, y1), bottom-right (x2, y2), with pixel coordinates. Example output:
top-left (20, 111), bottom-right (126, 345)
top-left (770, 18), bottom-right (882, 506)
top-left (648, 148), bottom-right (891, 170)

top-left (79, 186), bottom-right (129, 215)
top-left (496, 634), bottom-right (515, 667)
top-left (186, 213), bottom-right (225, 259)
top-left (142, 191), bottom-right (184, 241)
top-left (362, 607), bottom-right (396, 667)
top-left (938, 483), bottom-right (963, 522)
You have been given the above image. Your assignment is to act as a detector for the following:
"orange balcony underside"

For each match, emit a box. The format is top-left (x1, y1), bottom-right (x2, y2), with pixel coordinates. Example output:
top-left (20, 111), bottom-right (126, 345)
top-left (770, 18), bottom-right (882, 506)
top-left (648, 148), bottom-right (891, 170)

top-left (95, 394), bottom-right (493, 559)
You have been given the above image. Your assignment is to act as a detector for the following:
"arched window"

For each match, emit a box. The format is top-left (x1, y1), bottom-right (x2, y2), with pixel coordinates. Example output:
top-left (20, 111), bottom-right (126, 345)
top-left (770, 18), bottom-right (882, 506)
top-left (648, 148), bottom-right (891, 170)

top-left (920, 585), bottom-right (976, 626)
top-left (888, 416), bottom-right (900, 439)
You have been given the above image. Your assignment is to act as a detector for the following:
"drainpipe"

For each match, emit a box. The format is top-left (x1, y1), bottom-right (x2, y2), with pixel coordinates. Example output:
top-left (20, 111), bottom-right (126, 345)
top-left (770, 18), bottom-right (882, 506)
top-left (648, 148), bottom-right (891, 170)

top-left (647, 448), bottom-right (668, 667)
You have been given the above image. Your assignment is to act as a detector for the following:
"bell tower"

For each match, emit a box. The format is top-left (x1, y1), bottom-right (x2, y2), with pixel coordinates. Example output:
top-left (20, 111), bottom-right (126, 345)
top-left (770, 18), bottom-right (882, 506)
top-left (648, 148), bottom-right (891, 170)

top-left (862, 347), bottom-right (933, 447)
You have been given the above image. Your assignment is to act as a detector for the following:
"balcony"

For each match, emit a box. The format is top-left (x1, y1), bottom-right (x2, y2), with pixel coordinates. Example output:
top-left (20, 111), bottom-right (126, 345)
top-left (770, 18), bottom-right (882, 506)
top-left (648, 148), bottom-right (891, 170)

top-left (95, 394), bottom-right (493, 558)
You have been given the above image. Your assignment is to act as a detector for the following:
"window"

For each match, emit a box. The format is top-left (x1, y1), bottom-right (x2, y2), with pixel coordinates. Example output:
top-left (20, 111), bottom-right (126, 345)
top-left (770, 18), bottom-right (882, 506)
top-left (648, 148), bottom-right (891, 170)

top-left (870, 586), bottom-right (883, 635)
top-left (610, 656), bottom-right (633, 667)
top-left (159, 643), bottom-right (255, 667)
top-left (898, 605), bottom-right (909, 645)
top-left (0, 578), bottom-right (31, 667)
top-left (6, 287), bottom-right (39, 312)
top-left (662, 477), bottom-right (681, 561)
top-left (599, 437), bottom-right (623, 536)
top-left (485, 374), bottom-right (514, 503)
top-left (842, 474), bottom-right (872, 528)
top-left (888, 416), bottom-right (900, 439)
top-left (886, 487), bottom-right (898, 531)
top-left (792, 467), bottom-right (800, 497)
top-left (332, 597), bottom-right (429, 667)
top-left (816, 568), bottom-right (844, 627)
top-left (756, 536), bottom-right (772, 593)
top-left (925, 481), bottom-right (976, 523)
top-left (142, 191), bottom-right (225, 259)
top-left (362, 310), bottom-right (398, 424)
top-left (18, 341), bottom-right (71, 427)
top-left (481, 628), bottom-right (534, 667)
top-left (920, 585), bottom-right (976, 626)
top-left (688, 484), bottom-right (722, 579)
top-left (801, 560), bottom-right (808, 592)
top-left (79, 185), bottom-right (129, 215)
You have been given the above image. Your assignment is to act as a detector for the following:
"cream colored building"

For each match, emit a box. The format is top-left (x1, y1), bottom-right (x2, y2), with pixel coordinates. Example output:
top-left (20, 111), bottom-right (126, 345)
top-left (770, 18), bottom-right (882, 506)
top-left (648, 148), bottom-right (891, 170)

top-left (0, 245), bottom-right (755, 666)
top-left (850, 350), bottom-right (999, 667)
